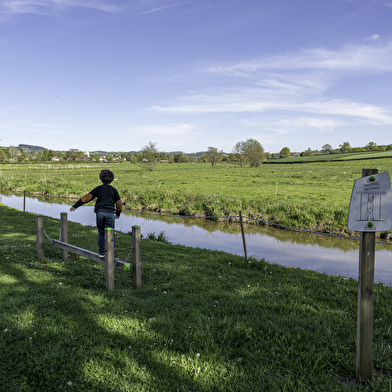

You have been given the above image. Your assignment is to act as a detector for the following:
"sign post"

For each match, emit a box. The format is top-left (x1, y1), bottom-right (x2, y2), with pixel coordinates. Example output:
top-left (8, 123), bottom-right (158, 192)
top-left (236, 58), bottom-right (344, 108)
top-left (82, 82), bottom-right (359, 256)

top-left (348, 169), bottom-right (392, 382)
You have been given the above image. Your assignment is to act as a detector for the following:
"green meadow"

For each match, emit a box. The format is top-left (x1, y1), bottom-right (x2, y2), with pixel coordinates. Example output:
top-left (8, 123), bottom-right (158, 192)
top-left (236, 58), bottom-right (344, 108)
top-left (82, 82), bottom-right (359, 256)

top-left (1, 204), bottom-right (392, 391)
top-left (1, 157), bottom-right (392, 235)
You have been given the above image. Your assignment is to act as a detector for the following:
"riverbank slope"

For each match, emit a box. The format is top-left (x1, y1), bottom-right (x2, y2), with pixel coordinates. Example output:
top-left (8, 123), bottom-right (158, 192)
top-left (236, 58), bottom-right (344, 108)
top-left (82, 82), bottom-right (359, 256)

top-left (1, 160), bottom-right (392, 237)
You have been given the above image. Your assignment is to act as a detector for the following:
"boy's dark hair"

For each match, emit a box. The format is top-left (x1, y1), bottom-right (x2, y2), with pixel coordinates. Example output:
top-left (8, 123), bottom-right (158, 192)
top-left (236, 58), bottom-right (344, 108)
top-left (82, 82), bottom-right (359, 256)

top-left (100, 169), bottom-right (114, 185)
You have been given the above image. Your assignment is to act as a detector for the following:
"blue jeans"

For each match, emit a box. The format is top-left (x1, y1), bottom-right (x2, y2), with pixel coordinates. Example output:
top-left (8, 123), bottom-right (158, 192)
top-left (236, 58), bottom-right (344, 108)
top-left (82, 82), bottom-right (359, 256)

top-left (96, 212), bottom-right (116, 255)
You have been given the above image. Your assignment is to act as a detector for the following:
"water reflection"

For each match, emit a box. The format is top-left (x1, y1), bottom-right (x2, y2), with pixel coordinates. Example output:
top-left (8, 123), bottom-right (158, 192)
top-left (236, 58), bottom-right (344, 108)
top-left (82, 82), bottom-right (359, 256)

top-left (1, 193), bottom-right (392, 284)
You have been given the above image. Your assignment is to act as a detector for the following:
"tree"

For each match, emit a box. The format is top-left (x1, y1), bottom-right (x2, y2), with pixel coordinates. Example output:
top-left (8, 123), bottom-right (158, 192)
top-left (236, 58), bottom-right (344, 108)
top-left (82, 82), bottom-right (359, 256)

top-left (65, 149), bottom-right (85, 161)
top-left (279, 147), bottom-right (291, 158)
top-left (301, 147), bottom-right (314, 157)
top-left (339, 142), bottom-right (352, 153)
top-left (233, 142), bottom-right (247, 168)
top-left (139, 141), bottom-right (159, 171)
top-left (233, 139), bottom-right (265, 167)
top-left (8, 146), bottom-right (22, 162)
top-left (321, 143), bottom-right (333, 154)
top-left (173, 153), bottom-right (184, 163)
top-left (366, 142), bottom-right (377, 151)
top-left (17, 152), bottom-right (28, 162)
top-left (198, 154), bottom-right (208, 163)
top-left (39, 149), bottom-right (55, 162)
top-left (205, 147), bottom-right (224, 166)
top-left (0, 148), bottom-right (8, 162)
top-left (226, 153), bottom-right (240, 164)
top-left (242, 139), bottom-right (265, 167)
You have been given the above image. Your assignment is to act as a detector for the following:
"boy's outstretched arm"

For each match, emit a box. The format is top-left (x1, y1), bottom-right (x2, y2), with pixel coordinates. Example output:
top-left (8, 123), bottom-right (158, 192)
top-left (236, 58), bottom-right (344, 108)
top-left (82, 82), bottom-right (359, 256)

top-left (70, 193), bottom-right (94, 212)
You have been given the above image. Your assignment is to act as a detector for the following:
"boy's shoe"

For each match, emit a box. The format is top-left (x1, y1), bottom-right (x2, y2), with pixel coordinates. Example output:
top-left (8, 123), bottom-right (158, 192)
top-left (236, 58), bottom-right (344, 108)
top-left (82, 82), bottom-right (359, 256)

top-left (98, 253), bottom-right (119, 261)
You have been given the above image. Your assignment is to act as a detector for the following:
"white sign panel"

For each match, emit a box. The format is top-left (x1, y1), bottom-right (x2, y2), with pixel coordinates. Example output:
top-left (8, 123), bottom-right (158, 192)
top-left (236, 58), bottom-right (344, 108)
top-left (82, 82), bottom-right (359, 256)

top-left (348, 172), bottom-right (392, 232)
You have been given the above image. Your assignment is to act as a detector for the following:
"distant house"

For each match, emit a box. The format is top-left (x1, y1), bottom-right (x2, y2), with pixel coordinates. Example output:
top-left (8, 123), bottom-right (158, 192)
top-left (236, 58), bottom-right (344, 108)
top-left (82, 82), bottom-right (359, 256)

top-left (291, 153), bottom-right (300, 158)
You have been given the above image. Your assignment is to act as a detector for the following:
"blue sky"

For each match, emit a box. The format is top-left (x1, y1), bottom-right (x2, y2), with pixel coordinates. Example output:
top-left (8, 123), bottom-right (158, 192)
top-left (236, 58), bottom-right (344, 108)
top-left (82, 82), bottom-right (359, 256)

top-left (0, 0), bottom-right (391, 154)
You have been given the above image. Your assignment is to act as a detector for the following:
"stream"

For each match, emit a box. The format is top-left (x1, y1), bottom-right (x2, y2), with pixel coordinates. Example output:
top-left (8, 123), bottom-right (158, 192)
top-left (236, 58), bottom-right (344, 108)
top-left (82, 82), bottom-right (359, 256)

top-left (1, 193), bottom-right (392, 284)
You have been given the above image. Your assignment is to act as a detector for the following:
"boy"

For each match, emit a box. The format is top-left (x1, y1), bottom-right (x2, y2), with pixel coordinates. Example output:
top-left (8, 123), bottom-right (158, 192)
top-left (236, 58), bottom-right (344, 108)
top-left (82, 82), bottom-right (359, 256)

top-left (70, 169), bottom-right (122, 258)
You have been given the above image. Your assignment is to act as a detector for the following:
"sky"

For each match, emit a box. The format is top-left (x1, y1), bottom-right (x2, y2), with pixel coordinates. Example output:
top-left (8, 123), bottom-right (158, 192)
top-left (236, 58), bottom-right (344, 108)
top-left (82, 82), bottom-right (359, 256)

top-left (0, 0), bottom-right (391, 154)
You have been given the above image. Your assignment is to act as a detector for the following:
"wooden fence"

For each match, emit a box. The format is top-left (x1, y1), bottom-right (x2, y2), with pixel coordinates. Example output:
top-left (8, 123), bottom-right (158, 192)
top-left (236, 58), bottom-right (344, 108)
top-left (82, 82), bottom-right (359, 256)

top-left (36, 213), bottom-right (141, 292)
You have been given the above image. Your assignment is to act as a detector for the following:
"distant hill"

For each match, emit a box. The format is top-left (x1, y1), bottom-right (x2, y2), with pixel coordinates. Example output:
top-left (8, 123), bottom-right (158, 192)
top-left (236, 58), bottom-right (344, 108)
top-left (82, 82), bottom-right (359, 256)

top-left (18, 144), bottom-right (45, 152)
top-left (6, 145), bottom-right (221, 157)
top-left (167, 151), bottom-right (207, 157)
top-left (184, 151), bottom-right (206, 157)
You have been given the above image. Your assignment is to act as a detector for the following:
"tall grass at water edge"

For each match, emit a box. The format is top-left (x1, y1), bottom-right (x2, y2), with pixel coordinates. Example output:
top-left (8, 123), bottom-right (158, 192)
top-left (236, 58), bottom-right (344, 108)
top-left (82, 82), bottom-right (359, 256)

top-left (1, 159), bottom-right (392, 235)
top-left (1, 204), bottom-right (392, 391)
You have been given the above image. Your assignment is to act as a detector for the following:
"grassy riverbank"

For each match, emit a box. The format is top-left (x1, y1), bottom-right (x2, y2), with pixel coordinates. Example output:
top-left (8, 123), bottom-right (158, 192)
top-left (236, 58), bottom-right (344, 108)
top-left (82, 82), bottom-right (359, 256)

top-left (0, 158), bottom-right (392, 235)
top-left (1, 204), bottom-right (392, 391)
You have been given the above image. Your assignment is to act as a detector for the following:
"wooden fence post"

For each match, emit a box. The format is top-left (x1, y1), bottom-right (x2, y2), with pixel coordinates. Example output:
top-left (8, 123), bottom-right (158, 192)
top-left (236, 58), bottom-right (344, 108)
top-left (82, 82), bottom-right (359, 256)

top-left (356, 168), bottom-right (378, 382)
top-left (239, 211), bottom-right (248, 263)
top-left (36, 214), bottom-right (44, 260)
top-left (105, 228), bottom-right (115, 292)
top-left (60, 212), bottom-right (68, 260)
top-left (132, 225), bottom-right (142, 289)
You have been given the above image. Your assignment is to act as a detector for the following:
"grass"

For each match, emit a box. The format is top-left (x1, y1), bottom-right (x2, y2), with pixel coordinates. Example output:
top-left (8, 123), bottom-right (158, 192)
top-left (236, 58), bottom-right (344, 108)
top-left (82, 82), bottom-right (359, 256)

top-left (273, 151), bottom-right (392, 163)
top-left (1, 204), bottom-right (392, 391)
top-left (1, 159), bottom-right (392, 236)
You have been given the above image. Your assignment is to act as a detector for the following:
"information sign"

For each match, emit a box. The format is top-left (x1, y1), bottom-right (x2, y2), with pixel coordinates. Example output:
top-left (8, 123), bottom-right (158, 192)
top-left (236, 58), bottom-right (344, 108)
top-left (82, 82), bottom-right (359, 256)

top-left (348, 172), bottom-right (392, 232)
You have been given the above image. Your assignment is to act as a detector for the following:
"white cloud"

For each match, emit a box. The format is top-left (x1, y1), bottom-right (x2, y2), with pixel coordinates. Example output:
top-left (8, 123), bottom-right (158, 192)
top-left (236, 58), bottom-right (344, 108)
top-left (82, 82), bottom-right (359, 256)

top-left (245, 117), bottom-right (344, 134)
top-left (147, 41), bottom-right (392, 130)
top-left (148, 88), bottom-right (392, 125)
top-left (366, 34), bottom-right (380, 41)
top-left (139, 2), bottom-right (183, 14)
top-left (0, 0), bottom-right (130, 15)
top-left (205, 41), bottom-right (392, 75)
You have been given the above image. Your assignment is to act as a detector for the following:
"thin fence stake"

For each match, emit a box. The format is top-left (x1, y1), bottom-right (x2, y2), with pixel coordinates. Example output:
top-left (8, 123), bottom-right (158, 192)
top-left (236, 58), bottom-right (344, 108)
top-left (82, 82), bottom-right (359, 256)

top-left (60, 212), bottom-right (68, 260)
top-left (132, 225), bottom-right (142, 289)
top-left (239, 211), bottom-right (248, 262)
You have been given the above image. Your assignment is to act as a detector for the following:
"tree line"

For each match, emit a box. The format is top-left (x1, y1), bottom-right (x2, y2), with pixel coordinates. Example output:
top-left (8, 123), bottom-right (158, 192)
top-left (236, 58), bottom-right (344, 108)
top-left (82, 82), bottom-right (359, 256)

top-left (1, 140), bottom-right (391, 167)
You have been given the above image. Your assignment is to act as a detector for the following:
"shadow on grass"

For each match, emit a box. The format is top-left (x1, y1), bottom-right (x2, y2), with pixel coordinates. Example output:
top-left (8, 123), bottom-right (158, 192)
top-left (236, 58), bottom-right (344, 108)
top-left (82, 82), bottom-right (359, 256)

top-left (1, 206), bottom-right (391, 391)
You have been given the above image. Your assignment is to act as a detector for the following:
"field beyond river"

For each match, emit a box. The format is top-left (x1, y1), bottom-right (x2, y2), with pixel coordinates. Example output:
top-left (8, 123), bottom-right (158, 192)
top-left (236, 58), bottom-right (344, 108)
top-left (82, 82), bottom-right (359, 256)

top-left (1, 158), bottom-right (392, 237)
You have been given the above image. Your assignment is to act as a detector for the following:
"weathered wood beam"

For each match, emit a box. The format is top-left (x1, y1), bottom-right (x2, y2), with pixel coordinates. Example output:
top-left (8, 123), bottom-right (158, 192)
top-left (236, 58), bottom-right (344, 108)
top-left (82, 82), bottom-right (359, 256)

top-left (50, 239), bottom-right (130, 271)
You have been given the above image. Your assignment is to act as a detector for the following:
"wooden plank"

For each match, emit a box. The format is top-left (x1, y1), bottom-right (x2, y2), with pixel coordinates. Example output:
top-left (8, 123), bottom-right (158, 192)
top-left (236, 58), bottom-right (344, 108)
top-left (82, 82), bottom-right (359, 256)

top-left (50, 239), bottom-right (130, 271)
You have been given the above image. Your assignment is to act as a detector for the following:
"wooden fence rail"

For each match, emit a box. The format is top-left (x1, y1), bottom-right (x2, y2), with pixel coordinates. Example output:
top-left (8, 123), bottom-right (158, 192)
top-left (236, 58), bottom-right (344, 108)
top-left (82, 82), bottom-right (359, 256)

top-left (36, 214), bottom-right (141, 292)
